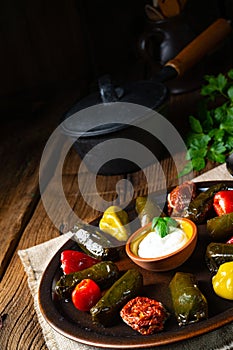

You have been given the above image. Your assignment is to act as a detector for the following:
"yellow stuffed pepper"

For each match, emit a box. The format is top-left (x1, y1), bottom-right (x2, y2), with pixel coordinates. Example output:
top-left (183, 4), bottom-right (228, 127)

top-left (99, 206), bottom-right (130, 242)
top-left (212, 261), bottom-right (233, 300)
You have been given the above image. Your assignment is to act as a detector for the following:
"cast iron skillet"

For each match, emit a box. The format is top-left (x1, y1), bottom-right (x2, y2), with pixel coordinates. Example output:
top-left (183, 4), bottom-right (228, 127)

top-left (61, 18), bottom-right (232, 175)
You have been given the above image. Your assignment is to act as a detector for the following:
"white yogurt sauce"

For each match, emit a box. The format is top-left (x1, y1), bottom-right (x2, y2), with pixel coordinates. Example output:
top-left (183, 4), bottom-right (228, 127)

top-left (138, 226), bottom-right (188, 258)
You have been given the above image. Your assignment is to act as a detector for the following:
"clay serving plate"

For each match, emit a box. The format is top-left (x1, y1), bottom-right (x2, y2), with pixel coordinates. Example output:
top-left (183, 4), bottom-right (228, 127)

top-left (38, 181), bottom-right (233, 349)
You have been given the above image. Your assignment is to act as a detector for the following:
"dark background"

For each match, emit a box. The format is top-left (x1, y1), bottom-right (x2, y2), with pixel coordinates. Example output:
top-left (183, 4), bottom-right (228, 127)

top-left (1, 0), bottom-right (233, 120)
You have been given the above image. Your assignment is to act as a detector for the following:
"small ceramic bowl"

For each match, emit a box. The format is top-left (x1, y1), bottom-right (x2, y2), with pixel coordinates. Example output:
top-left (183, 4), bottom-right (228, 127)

top-left (125, 218), bottom-right (197, 272)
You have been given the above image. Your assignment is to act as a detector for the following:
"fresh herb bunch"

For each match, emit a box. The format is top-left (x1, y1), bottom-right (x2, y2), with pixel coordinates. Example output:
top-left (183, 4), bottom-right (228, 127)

top-left (151, 217), bottom-right (178, 238)
top-left (180, 69), bottom-right (233, 177)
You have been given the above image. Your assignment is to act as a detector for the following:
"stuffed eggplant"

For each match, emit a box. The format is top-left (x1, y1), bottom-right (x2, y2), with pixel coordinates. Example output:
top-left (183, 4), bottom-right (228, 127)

top-left (169, 272), bottom-right (208, 326)
top-left (184, 183), bottom-right (227, 224)
top-left (207, 212), bottom-right (233, 242)
top-left (136, 196), bottom-right (164, 227)
top-left (205, 242), bottom-right (233, 274)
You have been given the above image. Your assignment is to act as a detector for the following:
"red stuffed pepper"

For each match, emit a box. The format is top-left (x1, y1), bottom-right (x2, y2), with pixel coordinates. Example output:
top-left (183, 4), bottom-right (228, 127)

top-left (227, 236), bottom-right (233, 244)
top-left (60, 250), bottom-right (99, 275)
top-left (213, 190), bottom-right (233, 216)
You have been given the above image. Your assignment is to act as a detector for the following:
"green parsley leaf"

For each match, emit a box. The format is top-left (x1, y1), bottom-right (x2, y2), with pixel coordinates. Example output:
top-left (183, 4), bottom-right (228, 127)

top-left (228, 69), bottom-right (233, 80)
top-left (192, 157), bottom-right (206, 171)
top-left (207, 150), bottom-right (225, 163)
top-left (220, 115), bottom-right (233, 133)
top-left (213, 103), bottom-right (228, 123)
top-left (201, 74), bottom-right (227, 96)
top-left (188, 146), bottom-right (207, 160)
top-left (213, 154), bottom-right (226, 163)
top-left (178, 161), bottom-right (193, 177)
top-left (227, 86), bottom-right (233, 100)
top-left (180, 68), bottom-right (233, 176)
top-left (216, 73), bottom-right (228, 92)
top-left (227, 106), bottom-right (233, 117)
top-left (188, 134), bottom-right (210, 149)
top-left (202, 110), bottom-right (213, 132)
top-left (189, 115), bottom-right (203, 133)
top-left (210, 141), bottom-right (226, 154)
top-left (225, 135), bottom-right (233, 149)
top-left (208, 128), bottom-right (225, 141)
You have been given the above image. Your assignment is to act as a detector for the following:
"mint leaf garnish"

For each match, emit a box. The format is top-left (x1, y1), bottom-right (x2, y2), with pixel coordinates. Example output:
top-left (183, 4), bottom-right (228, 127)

top-left (151, 217), bottom-right (178, 238)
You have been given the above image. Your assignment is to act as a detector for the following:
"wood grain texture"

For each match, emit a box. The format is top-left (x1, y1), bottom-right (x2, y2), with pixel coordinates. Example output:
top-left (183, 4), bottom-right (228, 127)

top-left (0, 204), bottom-right (58, 350)
top-left (0, 88), bottom-right (83, 280)
top-left (0, 87), bottom-right (217, 349)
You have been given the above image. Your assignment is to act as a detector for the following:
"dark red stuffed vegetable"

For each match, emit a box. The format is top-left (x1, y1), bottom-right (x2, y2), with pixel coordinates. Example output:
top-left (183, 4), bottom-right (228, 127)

top-left (213, 190), bottom-right (233, 216)
top-left (61, 250), bottom-right (99, 274)
top-left (227, 236), bottom-right (233, 244)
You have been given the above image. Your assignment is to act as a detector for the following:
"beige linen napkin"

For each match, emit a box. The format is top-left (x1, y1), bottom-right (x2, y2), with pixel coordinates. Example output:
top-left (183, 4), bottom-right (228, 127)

top-left (18, 163), bottom-right (233, 350)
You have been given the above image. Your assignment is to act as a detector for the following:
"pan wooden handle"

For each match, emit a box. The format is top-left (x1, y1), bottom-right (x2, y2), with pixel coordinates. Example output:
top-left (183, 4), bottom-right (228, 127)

top-left (165, 18), bottom-right (232, 76)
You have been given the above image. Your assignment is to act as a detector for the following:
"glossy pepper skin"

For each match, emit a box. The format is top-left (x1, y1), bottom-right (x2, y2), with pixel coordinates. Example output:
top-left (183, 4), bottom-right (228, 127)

top-left (99, 206), bottom-right (130, 242)
top-left (213, 190), bottom-right (233, 216)
top-left (227, 236), bottom-right (233, 244)
top-left (61, 250), bottom-right (99, 274)
top-left (212, 261), bottom-right (233, 300)
top-left (72, 279), bottom-right (102, 311)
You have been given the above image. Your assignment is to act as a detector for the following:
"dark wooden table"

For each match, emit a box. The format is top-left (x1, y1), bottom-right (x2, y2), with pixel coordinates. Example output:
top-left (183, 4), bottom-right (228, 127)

top-left (0, 86), bottom-right (219, 349)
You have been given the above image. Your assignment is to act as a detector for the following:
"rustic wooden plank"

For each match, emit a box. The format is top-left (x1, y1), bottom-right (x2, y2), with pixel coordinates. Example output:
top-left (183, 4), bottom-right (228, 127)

top-left (0, 170), bottom-right (108, 349)
top-left (0, 203), bottom-right (57, 350)
top-left (0, 164), bottom-right (40, 280)
top-left (0, 88), bottom-right (85, 280)
top-left (0, 269), bottom-right (47, 349)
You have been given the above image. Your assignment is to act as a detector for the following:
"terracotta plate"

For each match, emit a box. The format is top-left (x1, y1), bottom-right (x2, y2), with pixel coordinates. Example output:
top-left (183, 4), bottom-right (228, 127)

top-left (38, 181), bottom-right (233, 348)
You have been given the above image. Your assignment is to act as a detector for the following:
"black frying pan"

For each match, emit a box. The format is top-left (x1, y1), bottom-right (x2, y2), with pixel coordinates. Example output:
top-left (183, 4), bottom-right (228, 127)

top-left (62, 18), bottom-right (232, 175)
